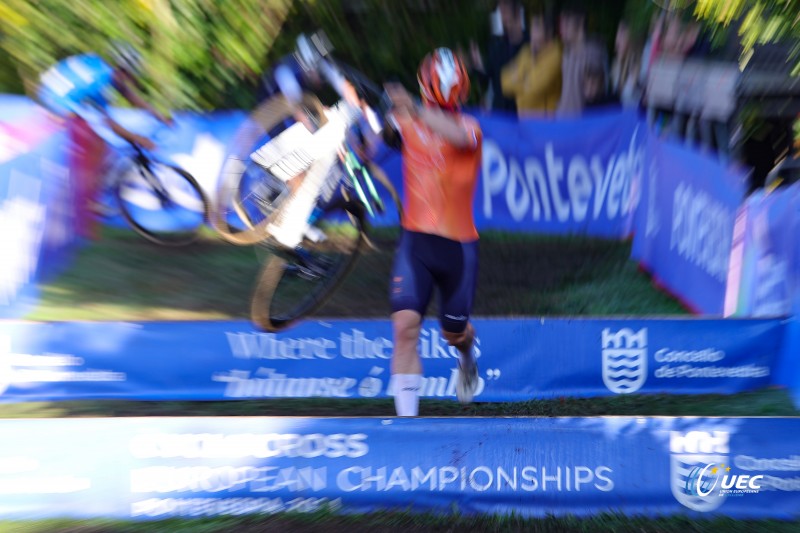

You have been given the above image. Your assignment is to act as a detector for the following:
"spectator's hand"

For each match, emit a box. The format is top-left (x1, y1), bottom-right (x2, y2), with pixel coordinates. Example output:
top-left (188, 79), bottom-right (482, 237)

top-left (470, 40), bottom-right (484, 72)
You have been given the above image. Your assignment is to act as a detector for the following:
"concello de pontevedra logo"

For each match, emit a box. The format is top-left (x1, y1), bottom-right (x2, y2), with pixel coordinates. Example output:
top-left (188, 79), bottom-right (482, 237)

top-left (601, 328), bottom-right (647, 394)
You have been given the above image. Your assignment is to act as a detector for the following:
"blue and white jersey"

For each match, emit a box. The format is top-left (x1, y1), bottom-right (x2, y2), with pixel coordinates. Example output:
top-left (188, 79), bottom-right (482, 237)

top-left (38, 54), bottom-right (115, 117)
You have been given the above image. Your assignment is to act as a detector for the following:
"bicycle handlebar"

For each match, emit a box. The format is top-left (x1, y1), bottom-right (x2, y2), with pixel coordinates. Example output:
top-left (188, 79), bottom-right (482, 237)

top-left (294, 31), bottom-right (397, 117)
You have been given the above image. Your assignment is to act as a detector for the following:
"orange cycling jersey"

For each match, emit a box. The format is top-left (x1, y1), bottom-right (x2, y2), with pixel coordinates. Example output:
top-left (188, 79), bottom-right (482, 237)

top-left (395, 112), bottom-right (482, 242)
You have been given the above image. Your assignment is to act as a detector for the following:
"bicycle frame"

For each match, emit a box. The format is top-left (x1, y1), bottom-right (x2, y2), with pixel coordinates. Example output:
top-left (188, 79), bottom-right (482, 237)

top-left (249, 106), bottom-right (385, 229)
top-left (127, 142), bottom-right (175, 208)
top-left (341, 143), bottom-right (386, 218)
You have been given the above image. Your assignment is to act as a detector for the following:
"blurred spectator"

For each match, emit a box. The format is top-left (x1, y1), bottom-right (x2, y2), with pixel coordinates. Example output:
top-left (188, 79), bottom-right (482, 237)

top-left (661, 14), bottom-right (700, 59)
top-left (583, 61), bottom-right (618, 110)
top-left (642, 12), bottom-right (703, 139)
top-left (470, 0), bottom-right (527, 113)
top-left (611, 21), bottom-right (643, 109)
top-left (639, 12), bottom-right (666, 95)
top-left (500, 10), bottom-right (562, 116)
top-left (556, 2), bottom-right (608, 116)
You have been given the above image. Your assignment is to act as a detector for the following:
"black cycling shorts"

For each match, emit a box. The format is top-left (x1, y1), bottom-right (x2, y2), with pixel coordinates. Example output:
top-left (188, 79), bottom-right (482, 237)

top-left (389, 230), bottom-right (479, 333)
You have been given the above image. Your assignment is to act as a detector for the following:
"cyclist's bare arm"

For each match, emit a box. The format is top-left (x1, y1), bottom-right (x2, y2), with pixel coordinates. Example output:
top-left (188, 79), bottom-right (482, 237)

top-left (105, 113), bottom-right (155, 150)
top-left (417, 106), bottom-right (477, 150)
top-left (384, 83), bottom-right (475, 149)
top-left (113, 71), bottom-right (173, 125)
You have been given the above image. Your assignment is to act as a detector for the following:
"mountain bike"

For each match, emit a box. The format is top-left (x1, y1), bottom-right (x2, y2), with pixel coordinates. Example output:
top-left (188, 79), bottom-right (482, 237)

top-left (212, 32), bottom-right (402, 332)
top-left (108, 126), bottom-right (210, 246)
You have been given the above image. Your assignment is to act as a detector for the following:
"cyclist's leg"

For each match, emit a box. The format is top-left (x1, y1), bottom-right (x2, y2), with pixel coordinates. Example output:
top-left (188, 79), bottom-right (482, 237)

top-left (66, 112), bottom-right (115, 236)
top-left (390, 230), bottom-right (434, 416)
top-left (432, 236), bottom-right (480, 403)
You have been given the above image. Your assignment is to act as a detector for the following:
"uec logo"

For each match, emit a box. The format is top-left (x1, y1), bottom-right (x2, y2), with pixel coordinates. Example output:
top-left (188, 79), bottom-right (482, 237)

top-left (686, 463), bottom-right (763, 496)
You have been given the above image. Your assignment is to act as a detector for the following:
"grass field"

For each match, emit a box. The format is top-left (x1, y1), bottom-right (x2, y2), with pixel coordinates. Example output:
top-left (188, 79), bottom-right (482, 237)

top-left (19, 227), bottom-right (798, 418)
top-left (27, 228), bottom-right (687, 321)
top-left (3, 511), bottom-right (799, 533)
top-left (12, 228), bottom-right (799, 531)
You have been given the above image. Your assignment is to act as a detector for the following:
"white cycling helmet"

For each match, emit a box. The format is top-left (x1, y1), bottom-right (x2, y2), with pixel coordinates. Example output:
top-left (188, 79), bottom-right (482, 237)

top-left (109, 40), bottom-right (144, 76)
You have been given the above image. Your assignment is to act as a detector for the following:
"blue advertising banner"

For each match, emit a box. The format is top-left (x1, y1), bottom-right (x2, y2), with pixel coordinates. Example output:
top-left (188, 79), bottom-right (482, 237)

top-left (0, 416), bottom-right (797, 520)
top-left (0, 128), bottom-right (74, 319)
top-left (631, 140), bottom-right (747, 315)
top-left (725, 184), bottom-right (800, 318)
top-left (107, 108), bottom-right (247, 195)
top-left (0, 318), bottom-right (782, 403)
top-left (475, 109), bottom-right (644, 237)
top-left (105, 106), bottom-right (646, 237)
top-left (0, 94), bottom-right (44, 124)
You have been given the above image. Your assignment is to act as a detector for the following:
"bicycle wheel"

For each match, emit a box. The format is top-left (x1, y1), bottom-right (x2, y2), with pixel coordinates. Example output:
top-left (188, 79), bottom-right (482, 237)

top-left (115, 160), bottom-right (209, 246)
top-left (212, 93), bottom-right (327, 245)
top-left (251, 200), bottom-right (365, 332)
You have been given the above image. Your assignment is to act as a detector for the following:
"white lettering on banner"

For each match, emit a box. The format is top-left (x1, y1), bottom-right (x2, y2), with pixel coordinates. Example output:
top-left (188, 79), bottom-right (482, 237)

top-left (225, 328), bottom-right (481, 361)
top-left (131, 466), bottom-right (327, 493)
top-left (131, 497), bottom-right (341, 517)
top-left (670, 182), bottom-right (734, 283)
top-left (601, 329), bottom-right (769, 394)
top-left (732, 455), bottom-right (800, 493)
top-left (756, 476), bottom-right (800, 491)
top-left (735, 456), bottom-right (800, 471)
top-left (212, 368), bottom-right (357, 398)
top-left (654, 365), bottom-right (770, 379)
top-left (341, 330), bottom-right (392, 359)
top-left (335, 465), bottom-right (613, 492)
top-left (753, 256), bottom-right (790, 316)
top-left (212, 366), bottom-right (488, 400)
top-left (226, 332), bottom-right (337, 360)
top-left (654, 349), bottom-right (724, 363)
top-left (129, 432), bottom-right (369, 459)
top-left (0, 335), bottom-right (126, 395)
top-left (418, 329), bottom-right (482, 360)
top-left (481, 128), bottom-right (643, 223)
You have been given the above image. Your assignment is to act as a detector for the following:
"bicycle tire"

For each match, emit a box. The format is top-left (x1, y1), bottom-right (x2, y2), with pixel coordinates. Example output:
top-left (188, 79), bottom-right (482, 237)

top-left (115, 160), bottom-right (209, 246)
top-left (250, 200), bottom-right (366, 332)
top-left (212, 93), bottom-right (327, 246)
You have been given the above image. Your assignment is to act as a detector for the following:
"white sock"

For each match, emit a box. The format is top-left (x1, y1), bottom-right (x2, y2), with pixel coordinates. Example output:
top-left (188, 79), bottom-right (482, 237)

top-left (393, 374), bottom-right (421, 417)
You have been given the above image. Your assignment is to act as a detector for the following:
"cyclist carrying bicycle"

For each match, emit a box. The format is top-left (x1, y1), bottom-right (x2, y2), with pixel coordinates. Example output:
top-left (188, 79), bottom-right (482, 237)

top-left (258, 34), bottom-right (381, 251)
top-left (383, 48), bottom-right (482, 415)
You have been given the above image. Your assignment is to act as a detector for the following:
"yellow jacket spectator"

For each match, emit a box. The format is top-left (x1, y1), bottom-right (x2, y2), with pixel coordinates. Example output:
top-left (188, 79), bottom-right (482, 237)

top-left (501, 13), bottom-right (562, 115)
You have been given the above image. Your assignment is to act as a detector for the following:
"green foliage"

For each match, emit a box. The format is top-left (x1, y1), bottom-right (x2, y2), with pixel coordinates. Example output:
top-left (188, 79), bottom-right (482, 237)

top-left (0, 0), bottom-right (293, 110)
top-left (278, 0), bottom-right (496, 97)
top-left (637, 0), bottom-right (800, 68)
top-left (0, 0), bottom-right (499, 109)
top-left (0, 0), bottom-right (631, 111)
